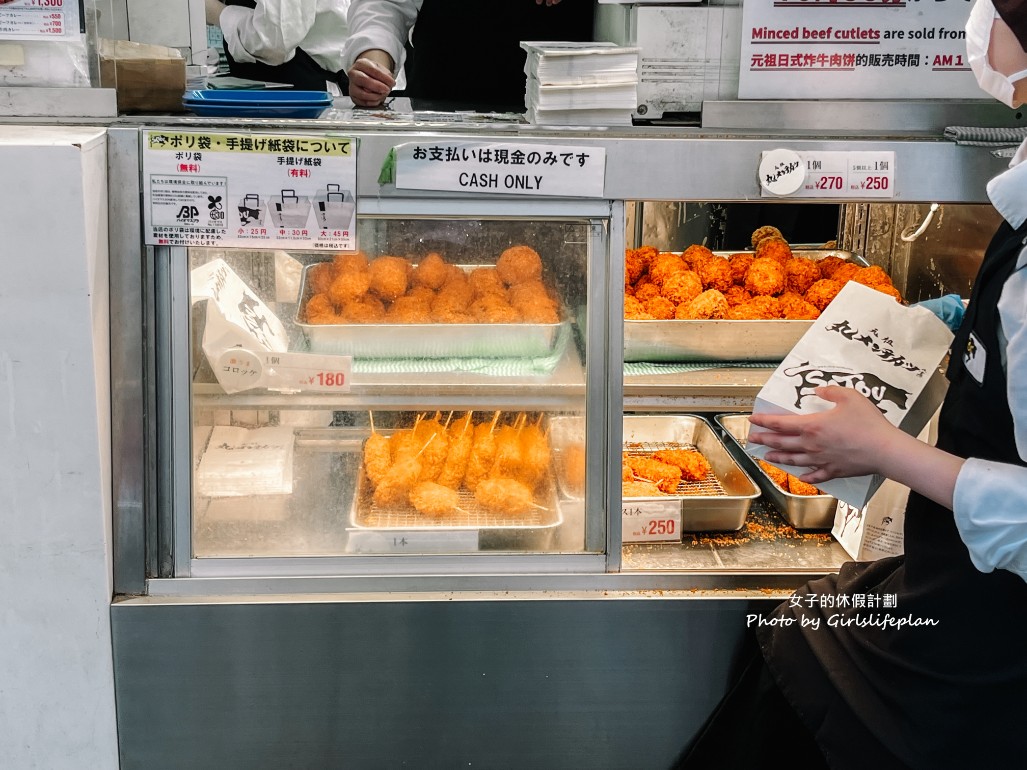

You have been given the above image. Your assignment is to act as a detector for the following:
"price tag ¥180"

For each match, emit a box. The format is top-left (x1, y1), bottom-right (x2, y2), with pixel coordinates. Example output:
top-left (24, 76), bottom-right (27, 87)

top-left (622, 500), bottom-right (682, 543)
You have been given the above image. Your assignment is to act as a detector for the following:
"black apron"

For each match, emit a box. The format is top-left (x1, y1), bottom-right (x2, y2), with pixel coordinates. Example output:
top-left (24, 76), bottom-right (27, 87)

top-left (758, 221), bottom-right (1027, 769)
top-left (222, 0), bottom-right (348, 92)
top-left (404, 0), bottom-right (594, 111)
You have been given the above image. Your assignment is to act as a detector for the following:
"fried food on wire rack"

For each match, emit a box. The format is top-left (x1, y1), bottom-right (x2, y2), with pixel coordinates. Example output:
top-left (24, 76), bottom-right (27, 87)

top-left (409, 481), bottom-right (460, 517)
top-left (623, 480), bottom-right (664, 497)
top-left (623, 456), bottom-right (682, 494)
top-left (474, 477), bottom-right (536, 516)
top-left (652, 448), bottom-right (712, 481)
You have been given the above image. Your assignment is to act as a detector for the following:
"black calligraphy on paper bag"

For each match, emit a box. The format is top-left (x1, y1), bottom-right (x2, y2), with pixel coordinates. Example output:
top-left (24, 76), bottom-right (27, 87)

top-left (783, 363), bottom-right (910, 414)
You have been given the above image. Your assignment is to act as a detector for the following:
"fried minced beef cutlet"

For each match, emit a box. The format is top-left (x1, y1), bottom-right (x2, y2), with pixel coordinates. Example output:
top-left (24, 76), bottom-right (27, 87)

top-left (754, 236), bottom-right (793, 265)
top-left (652, 449), bottom-right (712, 481)
top-left (751, 225), bottom-right (784, 249)
top-left (723, 285), bottom-right (753, 307)
top-left (830, 262), bottom-right (861, 284)
top-left (661, 270), bottom-right (703, 305)
top-left (852, 265), bottom-right (893, 288)
top-left (728, 253), bottom-right (755, 285)
top-left (784, 257), bottom-right (822, 295)
top-left (676, 289), bottom-right (729, 320)
top-left (649, 253), bottom-right (688, 288)
top-left (634, 280), bottom-right (660, 303)
top-left (645, 295), bottom-right (676, 320)
top-left (816, 255), bottom-right (847, 279)
top-left (804, 278), bottom-right (844, 311)
top-left (872, 283), bottom-right (904, 303)
top-left (778, 291), bottom-right (821, 320)
top-left (698, 256), bottom-right (735, 293)
top-left (681, 244), bottom-right (715, 268)
top-left (727, 295), bottom-right (783, 320)
top-left (744, 257), bottom-right (786, 296)
top-left (625, 246), bottom-right (657, 286)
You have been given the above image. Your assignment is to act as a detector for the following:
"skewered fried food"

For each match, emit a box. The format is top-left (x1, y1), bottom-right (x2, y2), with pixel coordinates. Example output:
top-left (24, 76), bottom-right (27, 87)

top-left (490, 423), bottom-right (525, 480)
top-left (363, 431), bottom-right (392, 487)
top-left (661, 270), bottom-right (703, 304)
top-left (652, 449), bottom-right (711, 481)
top-left (622, 463), bottom-right (634, 482)
top-left (562, 444), bottom-right (586, 495)
top-left (677, 289), bottom-right (729, 320)
top-left (623, 481), bottom-right (664, 497)
top-left (758, 459), bottom-right (789, 489)
top-left (723, 285), bottom-right (753, 307)
top-left (728, 253), bottom-right (755, 285)
top-left (816, 255), bottom-right (847, 279)
top-left (305, 292), bottom-right (338, 323)
top-left (474, 477), bottom-right (536, 515)
top-left (751, 225), bottom-right (783, 249)
top-left (829, 262), bottom-right (860, 284)
top-left (468, 266), bottom-right (506, 298)
top-left (754, 236), bottom-right (792, 265)
top-left (412, 252), bottom-right (449, 290)
top-left (697, 257), bottom-right (734, 293)
top-left (634, 280), bottom-right (660, 303)
top-left (785, 257), bottom-right (822, 295)
top-left (334, 251), bottom-right (369, 274)
top-left (787, 475), bottom-right (822, 496)
top-left (727, 295), bottom-right (783, 320)
top-left (497, 245), bottom-right (543, 286)
top-left (649, 253), bottom-right (687, 289)
top-left (852, 265), bottom-right (893, 289)
top-left (744, 257), bottom-right (786, 296)
top-left (645, 296), bottom-right (676, 320)
top-left (437, 413), bottom-right (474, 489)
top-left (389, 427), bottom-right (418, 463)
top-left (328, 269), bottom-right (371, 307)
top-left (409, 481), bottom-right (460, 517)
top-left (368, 255), bottom-right (410, 301)
top-left (804, 278), bottom-right (844, 311)
top-left (625, 246), bottom-right (656, 286)
top-left (342, 295), bottom-right (386, 323)
top-left (373, 457), bottom-right (421, 507)
top-left (778, 291), bottom-right (821, 320)
top-left (681, 244), bottom-right (714, 267)
top-left (518, 421), bottom-right (551, 488)
top-left (412, 415), bottom-right (449, 481)
top-left (308, 262), bottom-right (335, 295)
top-left (623, 456), bottom-right (682, 494)
top-left (464, 417), bottom-right (499, 491)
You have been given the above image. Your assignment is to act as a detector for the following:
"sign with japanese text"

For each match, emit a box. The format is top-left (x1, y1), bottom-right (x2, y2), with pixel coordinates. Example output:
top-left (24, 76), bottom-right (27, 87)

top-left (759, 150), bottom-right (895, 198)
top-left (622, 500), bottom-right (682, 543)
top-left (143, 131), bottom-right (357, 251)
top-left (739, 0), bottom-right (980, 100)
top-left (0, 0), bottom-right (82, 41)
top-left (393, 141), bottom-right (606, 197)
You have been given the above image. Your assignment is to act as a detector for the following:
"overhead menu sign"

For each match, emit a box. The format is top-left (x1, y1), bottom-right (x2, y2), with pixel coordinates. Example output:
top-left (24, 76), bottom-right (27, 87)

top-left (0, 0), bottom-right (83, 41)
top-left (143, 131), bottom-right (357, 251)
top-left (738, 0), bottom-right (980, 100)
top-left (394, 141), bottom-right (607, 197)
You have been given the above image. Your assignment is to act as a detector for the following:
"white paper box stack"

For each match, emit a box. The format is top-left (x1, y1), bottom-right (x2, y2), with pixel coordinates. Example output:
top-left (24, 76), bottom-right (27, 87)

top-left (196, 425), bottom-right (296, 497)
top-left (521, 41), bottom-right (639, 126)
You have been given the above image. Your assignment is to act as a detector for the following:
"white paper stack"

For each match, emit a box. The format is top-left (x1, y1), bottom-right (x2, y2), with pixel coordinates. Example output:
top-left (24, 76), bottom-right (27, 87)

top-left (521, 41), bottom-right (639, 126)
top-left (196, 425), bottom-right (296, 497)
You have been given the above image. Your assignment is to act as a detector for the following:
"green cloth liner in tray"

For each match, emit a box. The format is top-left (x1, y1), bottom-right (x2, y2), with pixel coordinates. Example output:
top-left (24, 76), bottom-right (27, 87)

top-left (623, 361), bottom-right (778, 376)
top-left (351, 322), bottom-right (571, 376)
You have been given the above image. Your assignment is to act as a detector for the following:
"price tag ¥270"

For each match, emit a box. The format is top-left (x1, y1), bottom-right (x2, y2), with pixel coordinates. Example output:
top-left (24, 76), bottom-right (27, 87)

top-left (622, 500), bottom-right (682, 543)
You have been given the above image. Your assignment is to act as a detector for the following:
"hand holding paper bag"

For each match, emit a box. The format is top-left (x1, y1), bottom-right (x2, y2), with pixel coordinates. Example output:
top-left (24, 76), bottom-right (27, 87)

top-left (745, 282), bottom-right (955, 509)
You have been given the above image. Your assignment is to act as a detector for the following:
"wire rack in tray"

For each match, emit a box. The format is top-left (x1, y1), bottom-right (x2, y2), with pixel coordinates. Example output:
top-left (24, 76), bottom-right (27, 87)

top-left (623, 441), bottom-right (727, 497)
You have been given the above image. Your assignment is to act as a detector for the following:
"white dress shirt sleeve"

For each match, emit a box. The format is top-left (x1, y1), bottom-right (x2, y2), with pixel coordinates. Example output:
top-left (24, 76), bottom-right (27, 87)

top-left (342, 0), bottom-right (421, 72)
top-left (221, 0), bottom-right (319, 67)
top-left (952, 257), bottom-right (1027, 581)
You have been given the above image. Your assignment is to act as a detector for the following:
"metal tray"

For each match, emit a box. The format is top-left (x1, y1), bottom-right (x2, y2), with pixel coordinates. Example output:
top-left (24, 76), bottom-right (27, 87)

top-left (715, 413), bottom-right (837, 530)
top-left (296, 263), bottom-right (566, 358)
top-left (623, 249), bottom-right (868, 362)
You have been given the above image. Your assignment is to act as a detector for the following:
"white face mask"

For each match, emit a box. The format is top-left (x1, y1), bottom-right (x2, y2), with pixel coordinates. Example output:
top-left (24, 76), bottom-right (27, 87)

top-left (967, 0), bottom-right (1027, 107)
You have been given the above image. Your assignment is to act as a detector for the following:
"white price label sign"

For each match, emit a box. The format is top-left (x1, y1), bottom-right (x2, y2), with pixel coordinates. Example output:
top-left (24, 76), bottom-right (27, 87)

top-left (622, 500), bottom-right (681, 543)
top-left (346, 529), bottom-right (479, 553)
top-left (760, 150), bottom-right (895, 199)
top-left (213, 349), bottom-right (352, 393)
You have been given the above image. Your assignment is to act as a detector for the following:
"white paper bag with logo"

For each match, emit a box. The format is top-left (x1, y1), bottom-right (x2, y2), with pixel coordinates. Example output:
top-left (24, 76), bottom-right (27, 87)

top-left (746, 282), bottom-right (953, 509)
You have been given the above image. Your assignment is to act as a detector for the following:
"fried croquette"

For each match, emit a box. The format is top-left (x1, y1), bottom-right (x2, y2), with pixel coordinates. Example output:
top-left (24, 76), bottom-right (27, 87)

top-left (328, 269), bottom-right (371, 307)
top-left (872, 283), bottom-right (904, 303)
top-left (308, 262), bottom-right (335, 295)
top-left (754, 236), bottom-right (793, 265)
top-left (468, 266), bottom-right (506, 298)
top-left (681, 244), bottom-right (715, 267)
top-left (342, 295), bottom-right (386, 323)
top-left (804, 278), bottom-right (844, 311)
top-left (661, 270), bottom-right (704, 304)
top-left (432, 281), bottom-right (474, 313)
top-left (406, 285), bottom-right (437, 304)
top-left (634, 280), bottom-right (660, 303)
top-left (723, 285), bottom-right (753, 307)
top-left (385, 295), bottom-right (433, 324)
top-left (333, 251), bottom-right (370, 274)
top-left (469, 295), bottom-right (522, 324)
top-left (852, 265), bottom-right (893, 289)
top-left (624, 295), bottom-right (645, 318)
top-left (677, 289), bottom-right (729, 320)
top-left (645, 296), bottom-right (676, 320)
top-left (729, 253), bottom-right (755, 285)
top-left (727, 295), bottom-right (783, 320)
top-left (368, 255), bottom-right (410, 301)
top-left (785, 257), bottom-right (822, 295)
top-left (751, 225), bottom-right (784, 249)
top-left (816, 256), bottom-right (847, 278)
top-left (625, 246), bottom-right (656, 286)
top-left (412, 252), bottom-right (450, 290)
top-left (778, 291), bottom-right (821, 320)
top-left (622, 481), bottom-right (665, 497)
top-left (744, 257), bottom-right (786, 296)
top-left (787, 475), bottom-right (822, 496)
top-left (830, 262), bottom-right (860, 284)
top-left (652, 449), bottom-right (711, 481)
top-left (697, 257), bottom-right (735, 292)
top-left (305, 292), bottom-right (338, 324)
top-left (649, 253), bottom-right (687, 288)
top-left (497, 245), bottom-right (543, 286)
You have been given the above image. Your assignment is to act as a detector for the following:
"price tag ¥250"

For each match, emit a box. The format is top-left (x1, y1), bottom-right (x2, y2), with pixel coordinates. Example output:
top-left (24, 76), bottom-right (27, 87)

top-left (622, 500), bottom-right (682, 543)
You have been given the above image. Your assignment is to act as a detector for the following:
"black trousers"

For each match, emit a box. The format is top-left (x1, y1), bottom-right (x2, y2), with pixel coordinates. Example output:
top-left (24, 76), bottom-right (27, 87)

top-left (672, 633), bottom-right (829, 770)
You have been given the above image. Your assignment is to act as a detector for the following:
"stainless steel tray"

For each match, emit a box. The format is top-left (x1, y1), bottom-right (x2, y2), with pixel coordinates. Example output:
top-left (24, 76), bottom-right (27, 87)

top-left (715, 413), bottom-right (837, 530)
top-left (623, 249), bottom-right (867, 363)
top-left (296, 263), bottom-right (565, 358)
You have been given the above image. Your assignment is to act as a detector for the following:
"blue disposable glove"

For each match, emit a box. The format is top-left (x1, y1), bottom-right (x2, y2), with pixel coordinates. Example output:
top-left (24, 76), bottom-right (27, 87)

top-left (914, 294), bottom-right (965, 332)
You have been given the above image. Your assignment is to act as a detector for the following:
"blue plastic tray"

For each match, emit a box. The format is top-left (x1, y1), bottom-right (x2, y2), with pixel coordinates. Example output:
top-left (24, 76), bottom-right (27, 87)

top-left (182, 89), bottom-right (332, 117)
